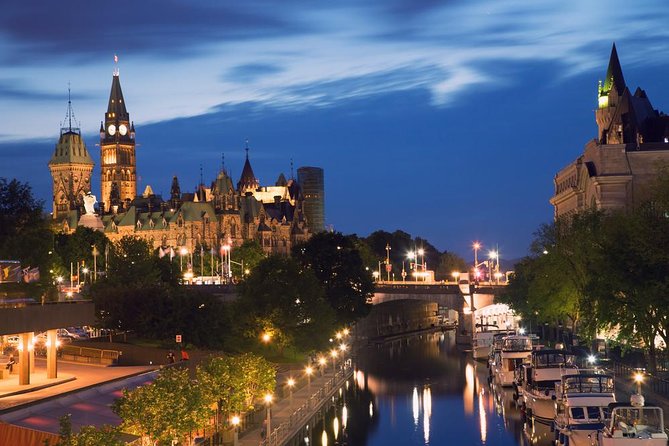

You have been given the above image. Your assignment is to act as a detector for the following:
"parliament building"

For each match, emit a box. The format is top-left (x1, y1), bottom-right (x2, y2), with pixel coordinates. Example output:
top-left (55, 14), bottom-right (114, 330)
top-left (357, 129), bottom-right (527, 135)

top-left (551, 44), bottom-right (669, 218)
top-left (48, 67), bottom-right (325, 255)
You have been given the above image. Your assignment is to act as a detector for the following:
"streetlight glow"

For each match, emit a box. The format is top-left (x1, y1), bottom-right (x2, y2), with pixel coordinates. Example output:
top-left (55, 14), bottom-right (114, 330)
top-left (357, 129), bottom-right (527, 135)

top-left (305, 366), bottom-right (313, 376)
top-left (261, 332), bottom-right (272, 343)
top-left (231, 415), bottom-right (240, 426)
top-left (264, 393), bottom-right (273, 404)
top-left (318, 357), bottom-right (326, 366)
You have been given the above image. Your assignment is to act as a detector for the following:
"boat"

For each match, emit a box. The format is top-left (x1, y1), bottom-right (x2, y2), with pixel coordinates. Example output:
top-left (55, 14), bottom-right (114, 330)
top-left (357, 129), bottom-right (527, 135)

top-left (492, 335), bottom-right (533, 387)
top-left (473, 327), bottom-right (511, 361)
top-left (516, 349), bottom-right (578, 420)
top-left (598, 394), bottom-right (668, 445)
top-left (553, 372), bottom-right (616, 446)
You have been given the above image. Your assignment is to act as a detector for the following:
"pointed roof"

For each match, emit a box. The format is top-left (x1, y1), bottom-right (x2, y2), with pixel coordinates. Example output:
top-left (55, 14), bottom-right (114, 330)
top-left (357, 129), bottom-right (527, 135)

top-left (107, 75), bottom-right (129, 120)
top-left (603, 43), bottom-right (626, 96)
top-left (237, 146), bottom-right (259, 192)
top-left (49, 93), bottom-right (93, 166)
top-left (276, 173), bottom-right (287, 187)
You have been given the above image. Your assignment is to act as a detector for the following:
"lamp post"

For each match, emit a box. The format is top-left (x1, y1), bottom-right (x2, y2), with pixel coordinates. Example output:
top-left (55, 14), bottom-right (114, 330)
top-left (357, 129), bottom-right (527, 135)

top-left (407, 251), bottom-right (416, 281)
top-left (264, 394), bottom-right (273, 443)
top-left (451, 271), bottom-right (460, 284)
top-left (473, 242), bottom-right (481, 270)
top-left (82, 267), bottom-right (89, 285)
top-left (222, 243), bottom-right (231, 283)
top-left (417, 248), bottom-right (425, 278)
top-left (287, 378), bottom-right (295, 408)
top-left (231, 415), bottom-right (240, 446)
top-left (330, 349), bottom-right (338, 374)
top-left (385, 243), bottom-right (391, 282)
top-left (180, 247), bottom-right (188, 272)
top-left (318, 356), bottom-right (326, 376)
top-left (634, 372), bottom-right (644, 395)
top-left (305, 366), bottom-right (313, 391)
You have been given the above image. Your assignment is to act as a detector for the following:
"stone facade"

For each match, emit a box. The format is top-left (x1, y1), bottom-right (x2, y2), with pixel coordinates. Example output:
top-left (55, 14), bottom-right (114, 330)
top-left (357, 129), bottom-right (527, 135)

top-left (52, 70), bottom-right (316, 256)
top-left (550, 44), bottom-right (669, 219)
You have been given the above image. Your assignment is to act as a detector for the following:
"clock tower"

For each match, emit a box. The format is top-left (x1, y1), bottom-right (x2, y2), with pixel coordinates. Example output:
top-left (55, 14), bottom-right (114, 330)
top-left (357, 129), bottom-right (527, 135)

top-left (100, 63), bottom-right (136, 212)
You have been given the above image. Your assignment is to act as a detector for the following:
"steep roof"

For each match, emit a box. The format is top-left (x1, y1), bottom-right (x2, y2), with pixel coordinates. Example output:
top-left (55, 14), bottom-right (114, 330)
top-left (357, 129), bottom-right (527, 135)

top-left (237, 150), bottom-right (259, 192)
top-left (49, 131), bottom-right (94, 166)
top-left (603, 43), bottom-right (626, 96)
top-left (107, 75), bottom-right (129, 120)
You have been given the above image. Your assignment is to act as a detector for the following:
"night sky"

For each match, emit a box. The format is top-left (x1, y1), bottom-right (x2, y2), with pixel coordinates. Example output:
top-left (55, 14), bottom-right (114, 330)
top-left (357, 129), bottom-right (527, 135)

top-left (1, 1), bottom-right (669, 260)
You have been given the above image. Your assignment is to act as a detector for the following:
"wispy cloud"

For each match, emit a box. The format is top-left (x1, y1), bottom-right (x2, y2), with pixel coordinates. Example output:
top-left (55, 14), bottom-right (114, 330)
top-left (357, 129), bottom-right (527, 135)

top-left (1, 0), bottom-right (669, 140)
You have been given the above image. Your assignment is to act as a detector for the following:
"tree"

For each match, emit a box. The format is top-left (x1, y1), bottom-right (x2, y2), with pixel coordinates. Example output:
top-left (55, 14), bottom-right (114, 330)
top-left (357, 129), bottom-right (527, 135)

top-left (0, 178), bottom-right (54, 278)
top-left (237, 255), bottom-right (336, 352)
top-left (435, 251), bottom-right (467, 281)
top-left (55, 227), bottom-right (108, 275)
top-left (231, 240), bottom-right (265, 275)
top-left (197, 353), bottom-right (276, 424)
top-left (292, 232), bottom-right (373, 324)
top-left (114, 367), bottom-right (212, 445)
top-left (105, 236), bottom-right (159, 286)
top-left (53, 414), bottom-right (124, 446)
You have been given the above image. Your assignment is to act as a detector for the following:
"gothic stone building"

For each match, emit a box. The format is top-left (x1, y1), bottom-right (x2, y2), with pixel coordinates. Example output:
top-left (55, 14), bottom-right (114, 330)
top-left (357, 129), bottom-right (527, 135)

top-left (51, 68), bottom-right (316, 255)
top-left (550, 44), bottom-right (669, 219)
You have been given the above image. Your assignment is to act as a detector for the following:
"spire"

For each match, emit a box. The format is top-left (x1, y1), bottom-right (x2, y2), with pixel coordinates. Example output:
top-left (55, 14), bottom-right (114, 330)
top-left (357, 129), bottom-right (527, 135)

top-left (60, 83), bottom-right (80, 135)
top-left (200, 163), bottom-right (204, 186)
top-left (170, 175), bottom-right (181, 201)
top-left (603, 43), bottom-right (626, 96)
top-left (221, 153), bottom-right (226, 174)
top-left (107, 68), bottom-right (128, 120)
top-left (237, 141), bottom-right (259, 192)
top-left (290, 158), bottom-right (294, 180)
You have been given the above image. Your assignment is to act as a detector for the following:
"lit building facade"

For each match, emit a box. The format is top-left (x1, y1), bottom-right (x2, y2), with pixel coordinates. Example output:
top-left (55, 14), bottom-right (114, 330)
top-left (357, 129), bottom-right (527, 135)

top-left (550, 44), bottom-right (669, 219)
top-left (50, 66), bottom-right (322, 256)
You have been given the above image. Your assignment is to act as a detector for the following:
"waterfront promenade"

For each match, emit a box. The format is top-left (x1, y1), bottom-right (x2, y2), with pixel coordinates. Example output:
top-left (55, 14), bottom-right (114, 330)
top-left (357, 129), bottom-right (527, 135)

top-left (241, 361), bottom-right (354, 446)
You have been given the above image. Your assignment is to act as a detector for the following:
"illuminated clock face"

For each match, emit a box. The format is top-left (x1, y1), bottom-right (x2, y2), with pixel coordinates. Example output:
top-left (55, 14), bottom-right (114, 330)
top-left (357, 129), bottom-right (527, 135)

top-left (119, 124), bottom-right (128, 135)
top-left (108, 124), bottom-right (116, 136)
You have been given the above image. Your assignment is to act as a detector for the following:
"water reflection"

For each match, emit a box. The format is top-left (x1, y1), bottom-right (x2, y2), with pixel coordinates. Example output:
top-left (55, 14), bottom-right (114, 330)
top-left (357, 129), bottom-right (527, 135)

top-left (288, 331), bottom-right (557, 445)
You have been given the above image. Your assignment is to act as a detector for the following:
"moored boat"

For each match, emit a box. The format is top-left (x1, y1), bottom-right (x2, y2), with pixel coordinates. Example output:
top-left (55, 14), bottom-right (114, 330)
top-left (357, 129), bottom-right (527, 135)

top-left (493, 335), bottom-right (533, 387)
top-left (553, 372), bottom-right (616, 446)
top-left (598, 394), bottom-right (668, 445)
top-left (516, 349), bottom-right (578, 420)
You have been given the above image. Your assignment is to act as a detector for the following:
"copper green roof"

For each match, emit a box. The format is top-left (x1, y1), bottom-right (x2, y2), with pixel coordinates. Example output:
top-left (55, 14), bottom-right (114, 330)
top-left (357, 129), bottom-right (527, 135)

top-left (48, 131), bottom-right (93, 166)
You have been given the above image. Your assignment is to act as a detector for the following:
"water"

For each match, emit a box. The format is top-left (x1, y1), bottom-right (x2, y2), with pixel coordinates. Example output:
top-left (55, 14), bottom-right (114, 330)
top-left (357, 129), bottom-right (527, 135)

top-left (290, 330), bottom-right (555, 446)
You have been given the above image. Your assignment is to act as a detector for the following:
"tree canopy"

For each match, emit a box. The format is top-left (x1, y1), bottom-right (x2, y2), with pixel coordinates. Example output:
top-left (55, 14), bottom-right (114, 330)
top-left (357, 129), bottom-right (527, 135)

top-left (292, 232), bottom-right (373, 324)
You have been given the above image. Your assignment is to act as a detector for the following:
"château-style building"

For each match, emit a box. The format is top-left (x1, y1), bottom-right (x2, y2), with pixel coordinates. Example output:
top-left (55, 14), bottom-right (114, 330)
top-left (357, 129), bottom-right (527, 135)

top-left (50, 65), bottom-right (324, 256)
top-left (550, 44), bottom-right (669, 219)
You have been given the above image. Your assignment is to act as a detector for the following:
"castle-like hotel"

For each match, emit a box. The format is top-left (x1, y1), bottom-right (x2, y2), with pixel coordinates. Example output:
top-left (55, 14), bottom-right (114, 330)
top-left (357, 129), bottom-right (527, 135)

top-left (48, 67), bottom-right (325, 255)
top-left (551, 44), bottom-right (669, 218)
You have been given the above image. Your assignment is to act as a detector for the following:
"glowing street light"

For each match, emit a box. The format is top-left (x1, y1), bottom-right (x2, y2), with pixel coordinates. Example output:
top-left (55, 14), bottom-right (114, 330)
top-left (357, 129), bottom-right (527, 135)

top-left (473, 242), bottom-right (481, 269)
top-left (305, 365), bottom-right (314, 390)
top-left (318, 356), bottom-right (327, 376)
top-left (330, 349), bottom-right (338, 373)
top-left (634, 372), bottom-right (644, 395)
top-left (343, 328), bottom-right (350, 336)
top-left (231, 415), bottom-right (240, 446)
top-left (287, 378), bottom-right (295, 407)
top-left (179, 247), bottom-right (188, 272)
top-left (451, 271), bottom-right (460, 284)
top-left (261, 332), bottom-right (272, 344)
top-left (264, 393), bottom-right (273, 440)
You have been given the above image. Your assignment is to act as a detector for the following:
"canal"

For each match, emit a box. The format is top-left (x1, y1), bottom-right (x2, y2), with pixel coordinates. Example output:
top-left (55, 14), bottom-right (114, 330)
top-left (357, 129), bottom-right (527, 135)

top-left (290, 330), bottom-right (554, 445)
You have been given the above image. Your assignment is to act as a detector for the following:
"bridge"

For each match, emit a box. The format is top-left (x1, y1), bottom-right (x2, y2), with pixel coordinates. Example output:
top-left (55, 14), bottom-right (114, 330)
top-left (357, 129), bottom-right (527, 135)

top-left (364, 282), bottom-right (514, 345)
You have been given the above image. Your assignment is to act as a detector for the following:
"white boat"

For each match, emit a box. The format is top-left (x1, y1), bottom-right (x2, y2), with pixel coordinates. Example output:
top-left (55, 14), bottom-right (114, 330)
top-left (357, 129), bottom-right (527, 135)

top-left (474, 328), bottom-right (512, 361)
top-left (493, 335), bottom-right (532, 387)
top-left (553, 372), bottom-right (616, 446)
top-left (516, 349), bottom-right (578, 420)
top-left (598, 394), bottom-right (668, 445)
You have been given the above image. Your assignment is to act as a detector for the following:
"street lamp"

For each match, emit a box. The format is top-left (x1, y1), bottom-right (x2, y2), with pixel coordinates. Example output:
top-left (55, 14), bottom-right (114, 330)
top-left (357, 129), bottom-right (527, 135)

top-left (264, 393), bottom-right (273, 442)
top-left (372, 271), bottom-right (379, 282)
top-left (305, 366), bottom-right (313, 391)
top-left (231, 415), bottom-right (240, 446)
top-left (330, 349), bottom-right (338, 373)
top-left (407, 251), bottom-right (416, 281)
top-left (261, 332), bottom-right (272, 344)
top-left (451, 271), bottom-right (460, 284)
top-left (473, 242), bottom-right (481, 270)
top-left (180, 247), bottom-right (188, 272)
top-left (287, 378), bottom-right (295, 408)
top-left (634, 372), bottom-right (644, 395)
top-left (318, 356), bottom-right (327, 376)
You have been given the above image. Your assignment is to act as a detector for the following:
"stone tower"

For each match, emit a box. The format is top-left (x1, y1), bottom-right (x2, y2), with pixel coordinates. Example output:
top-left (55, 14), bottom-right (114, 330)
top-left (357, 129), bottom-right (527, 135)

top-left (237, 144), bottom-right (260, 195)
top-left (100, 63), bottom-right (136, 212)
top-left (48, 90), bottom-right (94, 219)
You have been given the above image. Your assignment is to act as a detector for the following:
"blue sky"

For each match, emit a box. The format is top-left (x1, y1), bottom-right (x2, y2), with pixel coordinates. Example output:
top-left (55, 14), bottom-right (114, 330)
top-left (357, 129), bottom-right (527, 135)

top-left (1, 0), bottom-right (669, 259)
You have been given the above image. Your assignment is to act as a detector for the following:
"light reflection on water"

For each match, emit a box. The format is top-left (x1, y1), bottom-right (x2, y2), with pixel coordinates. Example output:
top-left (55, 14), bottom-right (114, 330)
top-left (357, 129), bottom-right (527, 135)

top-left (289, 331), bottom-right (556, 446)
